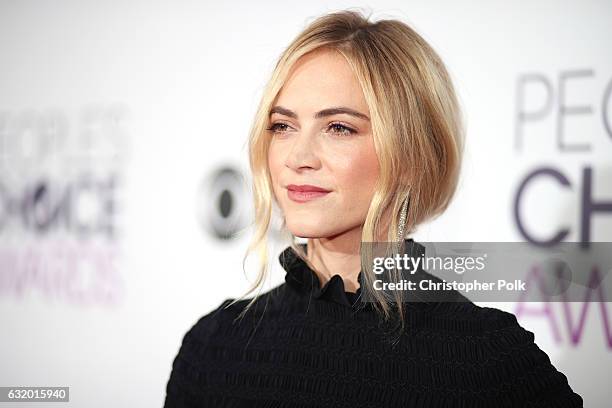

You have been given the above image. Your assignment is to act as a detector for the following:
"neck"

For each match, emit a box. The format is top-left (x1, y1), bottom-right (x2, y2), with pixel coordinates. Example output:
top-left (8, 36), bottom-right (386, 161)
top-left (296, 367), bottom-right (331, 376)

top-left (305, 226), bottom-right (363, 293)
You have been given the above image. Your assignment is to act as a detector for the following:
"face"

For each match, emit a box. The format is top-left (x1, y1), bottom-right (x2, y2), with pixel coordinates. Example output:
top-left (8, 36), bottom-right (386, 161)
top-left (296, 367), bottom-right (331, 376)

top-left (267, 47), bottom-right (380, 240)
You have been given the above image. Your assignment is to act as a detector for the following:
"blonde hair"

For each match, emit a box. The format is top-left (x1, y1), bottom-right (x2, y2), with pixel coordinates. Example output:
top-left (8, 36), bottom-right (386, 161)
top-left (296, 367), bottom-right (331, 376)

top-left (231, 8), bottom-right (465, 330)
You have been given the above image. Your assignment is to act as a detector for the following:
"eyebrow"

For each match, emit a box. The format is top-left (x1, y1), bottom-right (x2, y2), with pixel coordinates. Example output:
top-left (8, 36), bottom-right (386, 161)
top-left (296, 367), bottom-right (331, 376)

top-left (269, 105), bottom-right (370, 121)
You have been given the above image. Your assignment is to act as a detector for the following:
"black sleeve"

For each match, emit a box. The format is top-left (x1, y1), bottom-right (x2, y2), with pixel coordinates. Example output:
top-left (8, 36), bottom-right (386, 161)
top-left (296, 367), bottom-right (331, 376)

top-left (163, 301), bottom-right (227, 408)
top-left (481, 307), bottom-right (583, 408)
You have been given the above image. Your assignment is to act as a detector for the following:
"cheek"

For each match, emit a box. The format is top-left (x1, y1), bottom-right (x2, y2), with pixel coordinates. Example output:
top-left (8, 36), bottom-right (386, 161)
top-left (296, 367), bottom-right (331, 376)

top-left (267, 144), bottom-right (281, 182)
top-left (267, 143), bottom-right (284, 198)
top-left (334, 144), bottom-right (379, 201)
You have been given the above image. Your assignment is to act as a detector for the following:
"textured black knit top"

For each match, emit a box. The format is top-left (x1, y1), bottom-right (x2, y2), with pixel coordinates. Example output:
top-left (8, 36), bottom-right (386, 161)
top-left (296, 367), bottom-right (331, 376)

top-left (164, 239), bottom-right (583, 407)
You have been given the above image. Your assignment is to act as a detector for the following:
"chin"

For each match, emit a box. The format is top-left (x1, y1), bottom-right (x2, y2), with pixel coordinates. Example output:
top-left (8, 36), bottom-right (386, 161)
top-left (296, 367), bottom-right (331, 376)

top-left (285, 220), bottom-right (332, 239)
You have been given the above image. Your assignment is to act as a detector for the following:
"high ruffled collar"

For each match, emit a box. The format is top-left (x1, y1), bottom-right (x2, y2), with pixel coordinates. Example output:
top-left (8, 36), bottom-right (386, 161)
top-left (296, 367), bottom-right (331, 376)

top-left (279, 238), bottom-right (425, 307)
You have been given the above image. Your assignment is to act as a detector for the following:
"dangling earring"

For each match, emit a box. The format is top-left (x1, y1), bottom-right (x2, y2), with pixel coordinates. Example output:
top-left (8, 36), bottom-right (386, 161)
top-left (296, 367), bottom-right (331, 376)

top-left (396, 191), bottom-right (410, 243)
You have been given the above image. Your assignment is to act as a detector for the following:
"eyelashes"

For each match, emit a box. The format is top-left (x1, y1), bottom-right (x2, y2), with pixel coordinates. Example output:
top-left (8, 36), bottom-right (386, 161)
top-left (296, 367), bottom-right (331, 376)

top-left (266, 122), bottom-right (357, 136)
top-left (327, 123), bottom-right (357, 136)
top-left (265, 123), bottom-right (291, 133)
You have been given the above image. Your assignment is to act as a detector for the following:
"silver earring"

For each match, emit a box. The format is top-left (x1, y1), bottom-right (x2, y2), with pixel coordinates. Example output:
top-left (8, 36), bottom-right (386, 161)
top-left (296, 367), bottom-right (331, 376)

top-left (396, 192), bottom-right (410, 242)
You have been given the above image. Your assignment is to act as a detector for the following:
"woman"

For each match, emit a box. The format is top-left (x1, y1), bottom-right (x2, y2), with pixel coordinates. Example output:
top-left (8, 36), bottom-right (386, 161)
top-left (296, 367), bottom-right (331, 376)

top-left (165, 9), bottom-right (583, 407)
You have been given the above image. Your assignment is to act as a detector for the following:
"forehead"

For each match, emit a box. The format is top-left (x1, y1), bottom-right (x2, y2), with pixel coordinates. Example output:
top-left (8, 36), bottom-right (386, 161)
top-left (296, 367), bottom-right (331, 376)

top-left (274, 48), bottom-right (369, 114)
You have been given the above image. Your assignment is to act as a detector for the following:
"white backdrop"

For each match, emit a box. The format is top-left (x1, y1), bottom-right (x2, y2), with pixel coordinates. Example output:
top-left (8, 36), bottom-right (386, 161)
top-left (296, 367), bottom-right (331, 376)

top-left (1, 0), bottom-right (611, 406)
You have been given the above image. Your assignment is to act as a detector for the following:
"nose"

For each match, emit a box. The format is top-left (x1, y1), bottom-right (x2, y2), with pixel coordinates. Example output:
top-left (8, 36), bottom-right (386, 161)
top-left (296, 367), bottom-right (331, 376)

top-left (285, 127), bottom-right (321, 171)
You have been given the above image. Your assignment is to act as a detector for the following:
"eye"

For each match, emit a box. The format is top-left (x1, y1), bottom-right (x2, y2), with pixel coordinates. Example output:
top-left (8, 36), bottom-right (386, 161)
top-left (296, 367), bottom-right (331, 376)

top-left (266, 122), bottom-right (293, 133)
top-left (326, 122), bottom-right (356, 136)
top-left (266, 121), bottom-right (357, 136)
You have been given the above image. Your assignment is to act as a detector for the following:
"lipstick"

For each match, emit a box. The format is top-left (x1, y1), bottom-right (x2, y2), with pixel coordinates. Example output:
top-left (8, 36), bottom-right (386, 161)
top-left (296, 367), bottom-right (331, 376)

top-left (286, 184), bottom-right (331, 203)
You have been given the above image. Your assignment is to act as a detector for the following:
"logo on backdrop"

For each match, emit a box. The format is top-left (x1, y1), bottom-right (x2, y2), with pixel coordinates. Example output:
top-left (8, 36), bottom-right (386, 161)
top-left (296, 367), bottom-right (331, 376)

top-left (513, 68), bottom-right (612, 348)
top-left (197, 166), bottom-right (286, 242)
top-left (197, 166), bottom-right (251, 240)
top-left (0, 103), bottom-right (130, 306)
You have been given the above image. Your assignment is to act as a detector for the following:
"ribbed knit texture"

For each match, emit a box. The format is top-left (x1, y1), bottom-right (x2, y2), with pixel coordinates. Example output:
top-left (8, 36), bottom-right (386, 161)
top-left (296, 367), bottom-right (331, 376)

top-left (164, 240), bottom-right (583, 407)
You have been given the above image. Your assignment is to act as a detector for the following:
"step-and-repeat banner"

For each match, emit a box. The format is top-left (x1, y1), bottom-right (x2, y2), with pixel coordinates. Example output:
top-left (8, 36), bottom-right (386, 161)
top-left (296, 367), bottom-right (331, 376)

top-left (1, 1), bottom-right (610, 406)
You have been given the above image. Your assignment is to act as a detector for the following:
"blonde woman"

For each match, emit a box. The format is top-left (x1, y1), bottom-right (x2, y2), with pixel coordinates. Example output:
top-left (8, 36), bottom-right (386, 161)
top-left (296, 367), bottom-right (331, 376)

top-left (165, 9), bottom-right (582, 407)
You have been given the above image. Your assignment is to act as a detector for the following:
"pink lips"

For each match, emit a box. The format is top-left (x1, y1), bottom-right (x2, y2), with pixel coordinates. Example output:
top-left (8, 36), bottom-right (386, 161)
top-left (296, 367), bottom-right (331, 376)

top-left (286, 184), bottom-right (331, 203)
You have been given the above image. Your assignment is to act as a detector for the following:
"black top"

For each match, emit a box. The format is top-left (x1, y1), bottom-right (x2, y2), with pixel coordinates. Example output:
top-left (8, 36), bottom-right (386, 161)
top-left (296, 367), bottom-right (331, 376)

top-left (164, 239), bottom-right (583, 407)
